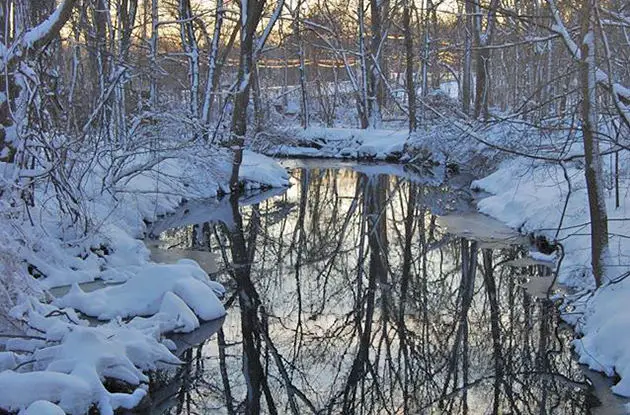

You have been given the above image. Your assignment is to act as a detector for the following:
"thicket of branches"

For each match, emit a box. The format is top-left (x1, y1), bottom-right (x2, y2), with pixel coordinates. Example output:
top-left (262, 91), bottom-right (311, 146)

top-left (0, 0), bottom-right (628, 285)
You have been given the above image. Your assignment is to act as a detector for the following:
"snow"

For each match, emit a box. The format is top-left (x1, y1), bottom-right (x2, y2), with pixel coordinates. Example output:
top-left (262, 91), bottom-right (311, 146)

top-left (0, 351), bottom-right (17, 371)
top-left (22, 0), bottom-right (72, 48)
top-left (472, 157), bottom-right (594, 287)
top-left (529, 250), bottom-right (556, 263)
top-left (265, 127), bottom-right (410, 160)
top-left (22, 400), bottom-right (65, 415)
top-left (0, 295), bottom-right (180, 414)
top-left (572, 282), bottom-right (630, 396)
top-left (157, 292), bottom-right (200, 333)
top-left (240, 150), bottom-right (290, 189)
top-left (0, 140), bottom-right (288, 411)
top-left (55, 260), bottom-right (225, 323)
top-left (263, 110), bottom-right (509, 169)
top-left (0, 371), bottom-right (93, 414)
top-left (472, 152), bottom-right (630, 397)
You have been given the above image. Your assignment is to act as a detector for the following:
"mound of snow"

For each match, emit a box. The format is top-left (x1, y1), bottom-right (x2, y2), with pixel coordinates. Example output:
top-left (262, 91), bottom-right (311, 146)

top-left (0, 298), bottom-right (179, 414)
top-left (0, 371), bottom-right (92, 414)
top-left (573, 280), bottom-right (630, 396)
top-left (22, 400), bottom-right (65, 415)
top-left (55, 259), bottom-right (225, 327)
top-left (240, 150), bottom-right (290, 189)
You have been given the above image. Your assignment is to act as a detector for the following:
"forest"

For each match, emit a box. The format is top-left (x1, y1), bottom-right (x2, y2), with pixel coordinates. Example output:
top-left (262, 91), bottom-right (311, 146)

top-left (0, 0), bottom-right (629, 413)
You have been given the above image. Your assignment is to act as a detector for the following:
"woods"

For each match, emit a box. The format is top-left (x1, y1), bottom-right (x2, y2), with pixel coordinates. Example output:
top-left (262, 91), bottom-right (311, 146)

top-left (15, 0), bottom-right (620, 287)
top-left (1, 0), bottom-right (630, 412)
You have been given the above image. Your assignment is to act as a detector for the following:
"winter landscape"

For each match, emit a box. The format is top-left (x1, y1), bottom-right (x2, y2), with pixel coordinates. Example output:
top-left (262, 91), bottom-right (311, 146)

top-left (1, 0), bottom-right (630, 414)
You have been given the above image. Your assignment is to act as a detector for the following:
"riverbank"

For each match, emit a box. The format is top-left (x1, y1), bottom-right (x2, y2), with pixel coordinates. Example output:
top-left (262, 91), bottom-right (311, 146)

top-left (0, 145), bottom-right (289, 414)
top-left (262, 121), bottom-right (503, 169)
top-left (473, 155), bottom-right (630, 398)
top-left (3, 120), bottom-right (629, 411)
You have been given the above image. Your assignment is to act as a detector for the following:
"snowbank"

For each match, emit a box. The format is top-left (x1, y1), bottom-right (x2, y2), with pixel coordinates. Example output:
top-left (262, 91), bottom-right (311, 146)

top-left (240, 150), bottom-right (290, 189)
top-left (22, 400), bottom-right (66, 415)
top-left (262, 118), bottom-right (520, 173)
top-left (55, 259), bottom-right (225, 325)
top-left (0, 143), bottom-right (287, 412)
top-left (473, 154), bottom-right (630, 397)
top-left (265, 127), bottom-right (410, 160)
top-left (572, 282), bottom-right (630, 396)
top-left (1, 297), bottom-right (180, 414)
top-left (473, 157), bottom-right (594, 287)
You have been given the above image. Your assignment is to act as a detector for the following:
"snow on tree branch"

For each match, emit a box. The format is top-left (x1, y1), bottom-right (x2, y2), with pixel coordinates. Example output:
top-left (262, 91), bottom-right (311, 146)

top-left (547, 0), bottom-right (630, 111)
top-left (1, 0), bottom-right (77, 69)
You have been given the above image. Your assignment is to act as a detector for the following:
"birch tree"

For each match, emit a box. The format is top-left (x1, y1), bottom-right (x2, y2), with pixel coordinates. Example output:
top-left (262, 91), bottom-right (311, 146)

top-left (201, 0), bottom-right (226, 127)
top-left (149, 0), bottom-right (159, 109)
top-left (179, 0), bottom-right (200, 118)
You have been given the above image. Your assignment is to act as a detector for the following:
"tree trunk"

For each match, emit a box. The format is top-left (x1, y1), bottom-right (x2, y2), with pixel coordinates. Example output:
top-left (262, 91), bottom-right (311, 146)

top-left (462, 0), bottom-right (473, 115)
top-left (403, 0), bottom-right (416, 132)
top-left (357, 0), bottom-right (370, 129)
top-left (580, 0), bottom-right (608, 286)
top-left (229, 0), bottom-right (266, 191)
top-left (229, 34), bottom-right (254, 191)
top-left (149, 0), bottom-right (159, 109)
top-left (295, 0), bottom-right (309, 129)
top-left (472, 0), bottom-right (498, 120)
top-left (201, 0), bottom-right (224, 127)
top-left (179, 0), bottom-right (200, 118)
top-left (369, 0), bottom-right (386, 127)
top-left (428, 0), bottom-right (440, 90)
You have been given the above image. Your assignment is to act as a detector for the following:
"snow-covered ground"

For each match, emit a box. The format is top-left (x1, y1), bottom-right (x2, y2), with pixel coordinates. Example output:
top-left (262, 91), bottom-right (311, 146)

top-left (265, 127), bottom-right (410, 160)
top-left (0, 145), bottom-right (288, 413)
top-left (263, 120), bottom-right (505, 169)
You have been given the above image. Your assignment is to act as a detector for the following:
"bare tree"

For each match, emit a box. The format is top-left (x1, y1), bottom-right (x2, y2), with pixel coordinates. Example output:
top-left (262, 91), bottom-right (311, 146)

top-left (229, 0), bottom-right (284, 190)
top-left (472, 0), bottom-right (499, 119)
top-left (403, 0), bottom-right (416, 132)
top-left (0, 0), bottom-right (77, 163)
top-left (579, 0), bottom-right (609, 286)
top-left (461, 0), bottom-right (473, 115)
top-left (179, 0), bottom-right (200, 118)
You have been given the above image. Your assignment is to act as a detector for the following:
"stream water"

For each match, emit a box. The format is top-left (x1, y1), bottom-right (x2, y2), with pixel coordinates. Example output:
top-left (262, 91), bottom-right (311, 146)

top-left (143, 159), bottom-right (627, 414)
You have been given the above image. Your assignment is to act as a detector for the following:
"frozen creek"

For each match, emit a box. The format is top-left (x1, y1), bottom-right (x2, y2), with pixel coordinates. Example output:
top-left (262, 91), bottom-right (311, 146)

top-left (142, 159), bottom-right (628, 415)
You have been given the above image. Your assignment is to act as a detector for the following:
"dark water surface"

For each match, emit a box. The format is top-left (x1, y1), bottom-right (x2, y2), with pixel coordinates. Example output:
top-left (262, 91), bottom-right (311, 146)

top-left (145, 160), bottom-right (625, 415)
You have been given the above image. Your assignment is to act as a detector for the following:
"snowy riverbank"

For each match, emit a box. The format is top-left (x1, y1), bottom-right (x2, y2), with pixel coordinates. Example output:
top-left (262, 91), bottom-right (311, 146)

top-left (473, 155), bottom-right (630, 398)
top-left (0, 147), bottom-right (288, 414)
top-left (259, 118), bottom-right (531, 172)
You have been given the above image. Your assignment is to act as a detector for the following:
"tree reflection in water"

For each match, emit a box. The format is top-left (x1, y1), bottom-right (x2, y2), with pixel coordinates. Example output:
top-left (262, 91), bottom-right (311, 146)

top-left (153, 166), bottom-right (598, 415)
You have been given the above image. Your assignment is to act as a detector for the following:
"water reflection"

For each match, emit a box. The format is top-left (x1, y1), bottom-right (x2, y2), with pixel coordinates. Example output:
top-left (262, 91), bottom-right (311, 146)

top-left (150, 165), bottom-right (606, 414)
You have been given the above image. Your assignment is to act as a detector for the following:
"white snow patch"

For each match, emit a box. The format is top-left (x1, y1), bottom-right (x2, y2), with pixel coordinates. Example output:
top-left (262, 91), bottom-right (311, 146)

top-left (21, 400), bottom-right (65, 415)
top-left (55, 260), bottom-right (225, 324)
